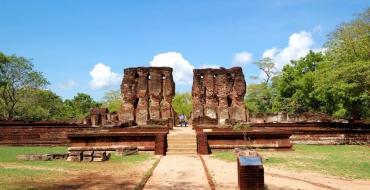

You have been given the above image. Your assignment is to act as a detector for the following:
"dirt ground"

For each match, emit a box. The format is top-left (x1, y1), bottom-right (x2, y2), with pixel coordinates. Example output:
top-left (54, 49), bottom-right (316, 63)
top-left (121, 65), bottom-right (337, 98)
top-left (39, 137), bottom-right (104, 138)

top-left (202, 155), bottom-right (370, 190)
top-left (0, 156), bottom-right (159, 190)
top-left (143, 155), bottom-right (210, 190)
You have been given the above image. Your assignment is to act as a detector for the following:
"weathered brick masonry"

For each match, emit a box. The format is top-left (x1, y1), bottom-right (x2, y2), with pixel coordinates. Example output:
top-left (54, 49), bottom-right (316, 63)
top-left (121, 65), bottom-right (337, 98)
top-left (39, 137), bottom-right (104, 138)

top-left (0, 121), bottom-right (169, 154)
top-left (68, 131), bottom-right (167, 155)
top-left (194, 122), bottom-right (370, 153)
top-left (192, 67), bottom-right (247, 125)
top-left (119, 67), bottom-right (175, 127)
top-left (197, 130), bottom-right (292, 154)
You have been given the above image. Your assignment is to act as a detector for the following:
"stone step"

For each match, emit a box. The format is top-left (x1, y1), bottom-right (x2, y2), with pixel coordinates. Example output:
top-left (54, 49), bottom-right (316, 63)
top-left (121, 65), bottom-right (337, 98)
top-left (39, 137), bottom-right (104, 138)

top-left (166, 151), bottom-right (197, 155)
top-left (167, 135), bottom-right (196, 139)
top-left (168, 144), bottom-right (197, 149)
top-left (167, 148), bottom-right (197, 152)
top-left (168, 140), bottom-right (196, 143)
top-left (167, 140), bottom-right (197, 145)
top-left (167, 138), bottom-right (197, 141)
top-left (166, 152), bottom-right (197, 155)
top-left (168, 136), bottom-right (196, 139)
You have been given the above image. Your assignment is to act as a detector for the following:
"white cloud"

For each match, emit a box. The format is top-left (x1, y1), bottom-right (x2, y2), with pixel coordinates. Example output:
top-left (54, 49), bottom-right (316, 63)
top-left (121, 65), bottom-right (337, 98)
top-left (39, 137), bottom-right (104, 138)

top-left (200, 64), bottom-right (220, 69)
top-left (89, 63), bottom-right (121, 89)
top-left (59, 80), bottom-right (78, 90)
top-left (262, 30), bottom-right (315, 69)
top-left (150, 52), bottom-right (194, 85)
top-left (233, 51), bottom-right (253, 67)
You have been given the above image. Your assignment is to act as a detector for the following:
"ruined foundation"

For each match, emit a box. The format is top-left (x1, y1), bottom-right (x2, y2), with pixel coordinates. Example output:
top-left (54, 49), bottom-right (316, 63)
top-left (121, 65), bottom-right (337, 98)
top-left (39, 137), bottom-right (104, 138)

top-left (119, 67), bottom-right (175, 127)
top-left (192, 67), bottom-right (247, 125)
top-left (89, 108), bottom-right (109, 126)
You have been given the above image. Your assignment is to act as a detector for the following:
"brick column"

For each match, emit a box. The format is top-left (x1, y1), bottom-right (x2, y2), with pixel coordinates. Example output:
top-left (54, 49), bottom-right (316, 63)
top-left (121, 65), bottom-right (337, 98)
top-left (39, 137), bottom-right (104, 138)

top-left (154, 133), bottom-right (166, 155)
top-left (197, 132), bottom-right (209, 154)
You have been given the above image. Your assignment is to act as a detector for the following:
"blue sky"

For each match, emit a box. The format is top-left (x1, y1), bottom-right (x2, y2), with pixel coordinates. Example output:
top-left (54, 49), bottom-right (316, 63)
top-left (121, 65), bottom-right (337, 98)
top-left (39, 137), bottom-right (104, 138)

top-left (1, 0), bottom-right (369, 100)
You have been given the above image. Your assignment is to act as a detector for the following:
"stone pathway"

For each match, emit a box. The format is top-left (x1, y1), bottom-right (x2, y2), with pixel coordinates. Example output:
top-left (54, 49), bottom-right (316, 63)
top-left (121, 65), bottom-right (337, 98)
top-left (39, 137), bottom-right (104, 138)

top-left (143, 127), bottom-right (211, 190)
top-left (143, 155), bottom-right (211, 190)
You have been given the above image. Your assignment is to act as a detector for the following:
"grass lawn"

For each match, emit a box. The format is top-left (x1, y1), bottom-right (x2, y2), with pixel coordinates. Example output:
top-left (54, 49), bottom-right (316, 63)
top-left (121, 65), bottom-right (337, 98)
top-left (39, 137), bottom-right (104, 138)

top-left (212, 145), bottom-right (370, 180)
top-left (0, 146), bottom-right (154, 190)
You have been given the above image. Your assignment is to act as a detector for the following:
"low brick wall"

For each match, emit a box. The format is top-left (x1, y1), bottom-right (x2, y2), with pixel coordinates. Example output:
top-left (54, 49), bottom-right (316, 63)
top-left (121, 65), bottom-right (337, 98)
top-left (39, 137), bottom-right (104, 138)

top-left (68, 132), bottom-right (167, 155)
top-left (194, 122), bottom-right (370, 145)
top-left (0, 122), bottom-right (169, 153)
top-left (197, 130), bottom-right (292, 154)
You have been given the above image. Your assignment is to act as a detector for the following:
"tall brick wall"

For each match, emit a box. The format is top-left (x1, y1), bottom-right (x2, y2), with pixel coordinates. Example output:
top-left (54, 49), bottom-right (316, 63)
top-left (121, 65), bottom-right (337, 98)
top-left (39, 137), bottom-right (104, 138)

top-left (119, 67), bottom-right (175, 127)
top-left (192, 67), bottom-right (247, 125)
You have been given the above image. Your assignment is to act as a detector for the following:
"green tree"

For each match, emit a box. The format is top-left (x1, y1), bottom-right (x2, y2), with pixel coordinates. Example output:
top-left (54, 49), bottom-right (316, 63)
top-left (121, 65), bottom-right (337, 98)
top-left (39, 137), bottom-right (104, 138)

top-left (16, 89), bottom-right (66, 120)
top-left (245, 58), bottom-right (277, 114)
top-left (64, 93), bottom-right (101, 119)
top-left (245, 83), bottom-right (273, 114)
top-left (325, 8), bottom-right (370, 63)
top-left (101, 90), bottom-right (122, 112)
top-left (251, 57), bottom-right (277, 84)
top-left (172, 92), bottom-right (192, 118)
top-left (0, 52), bottom-right (49, 120)
top-left (314, 60), bottom-right (370, 120)
top-left (318, 8), bottom-right (370, 120)
top-left (272, 51), bottom-right (324, 113)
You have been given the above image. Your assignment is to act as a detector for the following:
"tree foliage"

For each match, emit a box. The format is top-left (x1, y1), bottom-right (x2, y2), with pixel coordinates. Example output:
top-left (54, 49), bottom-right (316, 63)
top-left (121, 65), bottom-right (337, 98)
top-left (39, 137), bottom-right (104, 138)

top-left (101, 90), bottom-right (122, 113)
top-left (172, 92), bottom-right (192, 118)
top-left (245, 83), bottom-right (273, 114)
top-left (325, 8), bottom-right (370, 63)
top-left (64, 93), bottom-right (102, 119)
top-left (245, 57), bottom-right (277, 114)
top-left (0, 53), bottom-right (49, 119)
top-left (272, 51), bottom-right (324, 113)
top-left (15, 89), bottom-right (67, 120)
top-left (246, 8), bottom-right (370, 120)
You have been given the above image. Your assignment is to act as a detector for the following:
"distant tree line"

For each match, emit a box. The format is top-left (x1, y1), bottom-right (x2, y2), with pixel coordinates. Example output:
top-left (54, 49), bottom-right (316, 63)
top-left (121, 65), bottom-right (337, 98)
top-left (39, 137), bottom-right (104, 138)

top-left (0, 52), bottom-right (101, 121)
top-left (246, 8), bottom-right (370, 121)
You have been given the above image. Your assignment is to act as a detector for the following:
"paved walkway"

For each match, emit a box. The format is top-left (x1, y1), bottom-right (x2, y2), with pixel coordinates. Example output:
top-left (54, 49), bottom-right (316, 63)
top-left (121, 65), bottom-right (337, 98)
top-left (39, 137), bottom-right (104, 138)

top-left (143, 155), bottom-right (210, 190)
top-left (143, 127), bottom-right (211, 190)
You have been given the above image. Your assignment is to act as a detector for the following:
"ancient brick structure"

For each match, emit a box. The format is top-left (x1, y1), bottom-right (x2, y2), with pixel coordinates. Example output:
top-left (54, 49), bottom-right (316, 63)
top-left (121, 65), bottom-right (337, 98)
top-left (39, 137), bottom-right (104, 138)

top-left (90, 108), bottom-right (109, 126)
top-left (119, 67), bottom-right (175, 127)
top-left (192, 67), bottom-right (247, 125)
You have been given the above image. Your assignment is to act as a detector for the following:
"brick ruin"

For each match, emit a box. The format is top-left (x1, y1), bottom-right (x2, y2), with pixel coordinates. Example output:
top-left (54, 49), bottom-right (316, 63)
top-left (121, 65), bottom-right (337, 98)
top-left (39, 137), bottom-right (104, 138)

top-left (192, 67), bottom-right (247, 125)
top-left (89, 108), bottom-right (108, 126)
top-left (119, 67), bottom-right (175, 127)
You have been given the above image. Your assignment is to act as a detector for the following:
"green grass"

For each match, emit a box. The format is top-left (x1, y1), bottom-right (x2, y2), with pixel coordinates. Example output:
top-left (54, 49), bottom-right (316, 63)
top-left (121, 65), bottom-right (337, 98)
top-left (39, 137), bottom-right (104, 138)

top-left (0, 146), bottom-right (67, 162)
top-left (212, 145), bottom-right (370, 179)
top-left (0, 146), bottom-right (154, 190)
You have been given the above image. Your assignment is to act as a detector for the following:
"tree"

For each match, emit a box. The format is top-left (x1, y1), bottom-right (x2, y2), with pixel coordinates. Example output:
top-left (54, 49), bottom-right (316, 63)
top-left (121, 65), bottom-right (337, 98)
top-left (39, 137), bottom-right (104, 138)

top-left (272, 51), bottom-right (324, 113)
top-left (101, 90), bottom-right (122, 112)
top-left (64, 93), bottom-right (101, 119)
top-left (0, 52), bottom-right (49, 120)
top-left (245, 83), bottom-right (273, 114)
top-left (16, 89), bottom-right (66, 120)
top-left (252, 57), bottom-right (277, 84)
top-left (318, 8), bottom-right (370, 120)
top-left (314, 60), bottom-right (370, 120)
top-left (172, 92), bottom-right (192, 118)
top-left (325, 8), bottom-right (370, 63)
top-left (245, 58), bottom-right (277, 114)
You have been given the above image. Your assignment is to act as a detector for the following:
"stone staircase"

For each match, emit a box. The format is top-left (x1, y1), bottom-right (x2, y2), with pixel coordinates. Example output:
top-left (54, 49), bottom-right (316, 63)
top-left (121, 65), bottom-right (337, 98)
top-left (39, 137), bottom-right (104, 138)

top-left (166, 127), bottom-right (197, 155)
